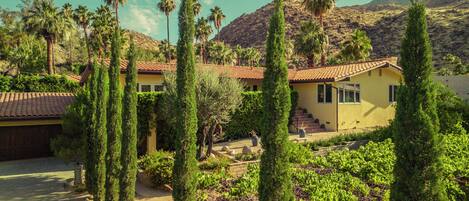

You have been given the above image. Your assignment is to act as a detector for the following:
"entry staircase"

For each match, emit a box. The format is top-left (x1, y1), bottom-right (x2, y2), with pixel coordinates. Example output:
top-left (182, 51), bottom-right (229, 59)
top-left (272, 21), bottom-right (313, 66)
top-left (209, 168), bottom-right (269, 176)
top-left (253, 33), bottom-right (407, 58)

top-left (292, 108), bottom-right (327, 133)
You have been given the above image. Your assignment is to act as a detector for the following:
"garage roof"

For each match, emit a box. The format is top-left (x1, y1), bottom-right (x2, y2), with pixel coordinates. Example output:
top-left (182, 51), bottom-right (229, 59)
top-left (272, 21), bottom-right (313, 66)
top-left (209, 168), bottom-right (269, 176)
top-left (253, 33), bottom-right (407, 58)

top-left (0, 92), bottom-right (75, 121)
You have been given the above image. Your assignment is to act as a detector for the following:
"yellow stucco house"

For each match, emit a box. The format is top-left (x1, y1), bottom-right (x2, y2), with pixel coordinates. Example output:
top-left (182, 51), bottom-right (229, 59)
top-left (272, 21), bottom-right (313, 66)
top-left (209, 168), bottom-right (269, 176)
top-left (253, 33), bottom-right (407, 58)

top-left (110, 57), bottom-right (403, 132)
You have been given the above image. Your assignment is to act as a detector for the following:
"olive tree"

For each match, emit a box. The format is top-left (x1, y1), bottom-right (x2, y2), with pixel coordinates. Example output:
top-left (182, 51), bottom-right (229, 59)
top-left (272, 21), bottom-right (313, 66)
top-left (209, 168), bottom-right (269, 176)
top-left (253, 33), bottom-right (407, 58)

top-left (161, 70), bottom-right (243, 159)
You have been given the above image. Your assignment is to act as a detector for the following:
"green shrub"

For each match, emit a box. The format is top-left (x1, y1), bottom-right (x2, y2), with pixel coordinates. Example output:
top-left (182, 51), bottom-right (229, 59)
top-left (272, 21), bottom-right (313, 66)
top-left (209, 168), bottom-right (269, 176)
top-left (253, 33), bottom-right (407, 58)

top-left (293, 169), bottom-right (371, 200)
top-left (287, 142), bottom-right (314, 165)
top-left (312, 139), bottom-right (396, 186)
top-left (225, 91), bottom-right (299, 140)
top-left (304, 127), bottom-right (392, 151)
top-left (138, 151), bottom-right (174, 186)
top-left (227, 164), bottom-right (260, 198)
top-left (197, 170), bottom-right (230, 190)
top-left (198, 156), bottom-right (231, 171)
top-left (0, 74), bottom-right (80, 92)
top-left (0, 75), bottom-right (12, 91)
top-left (137, 92), bottom-right (163, 153)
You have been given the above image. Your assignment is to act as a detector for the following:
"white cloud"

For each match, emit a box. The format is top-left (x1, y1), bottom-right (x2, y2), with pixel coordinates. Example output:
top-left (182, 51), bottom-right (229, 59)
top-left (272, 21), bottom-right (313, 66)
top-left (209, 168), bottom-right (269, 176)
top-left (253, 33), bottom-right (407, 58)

top-left (121, 3), bottom-right (162, 37)
top-left (203, 0), bottom-right (214, 6)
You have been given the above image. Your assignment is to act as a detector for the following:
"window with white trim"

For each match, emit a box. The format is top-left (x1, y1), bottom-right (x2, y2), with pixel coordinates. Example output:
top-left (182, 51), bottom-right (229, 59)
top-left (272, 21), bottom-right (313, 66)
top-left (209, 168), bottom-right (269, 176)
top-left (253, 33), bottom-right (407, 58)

top-left (154, 85), bottom-right (164, 92)
top-left (389, 85), bottom-right (398, 102)
top-left (140, 85), bottom-right (152, 92)
top-left (138, 84), bottom-right (165, 92)
top-left (338, 83), bottom-right (360, 103)
top-left (318, 84), bottom-right (332, 103)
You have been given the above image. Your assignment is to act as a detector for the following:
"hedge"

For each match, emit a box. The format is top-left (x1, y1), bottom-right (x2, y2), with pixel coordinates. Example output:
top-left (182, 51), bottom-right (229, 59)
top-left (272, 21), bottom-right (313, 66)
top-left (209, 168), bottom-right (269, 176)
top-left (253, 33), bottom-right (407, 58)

top-left (137, 92), bottom-right (163, 153)
top-left (136, 91), bottom-right (299, 151)
top-left (0, 74), bottom-right (80, 92)
top-left (225, 91), bottom-right (298, 140)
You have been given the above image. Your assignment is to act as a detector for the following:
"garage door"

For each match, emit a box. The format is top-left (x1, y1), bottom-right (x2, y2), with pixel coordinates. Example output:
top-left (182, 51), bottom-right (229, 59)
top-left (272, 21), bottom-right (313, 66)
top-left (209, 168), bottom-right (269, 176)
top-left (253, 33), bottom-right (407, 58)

top-left (0, 125), bottom-right (61, 161)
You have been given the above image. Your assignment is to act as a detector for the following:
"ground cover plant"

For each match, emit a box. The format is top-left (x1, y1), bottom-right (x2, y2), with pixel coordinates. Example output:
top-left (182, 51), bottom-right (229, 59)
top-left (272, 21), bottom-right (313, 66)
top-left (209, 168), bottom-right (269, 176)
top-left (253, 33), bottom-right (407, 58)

top-left (192, 130), bottom-right (469, 201)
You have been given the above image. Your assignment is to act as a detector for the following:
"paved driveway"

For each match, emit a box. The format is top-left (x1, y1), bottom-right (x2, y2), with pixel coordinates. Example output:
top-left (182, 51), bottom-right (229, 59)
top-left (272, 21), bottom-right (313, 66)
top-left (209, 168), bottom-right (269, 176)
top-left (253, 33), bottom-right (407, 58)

top-left (0, 157), bottom-right (80, 201)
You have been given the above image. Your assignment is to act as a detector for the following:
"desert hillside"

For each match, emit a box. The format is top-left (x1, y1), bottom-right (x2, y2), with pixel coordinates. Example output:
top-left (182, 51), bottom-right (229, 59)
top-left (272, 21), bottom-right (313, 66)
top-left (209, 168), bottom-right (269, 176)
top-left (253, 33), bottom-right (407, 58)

top-left (216, 0), bottom-right (469, 67)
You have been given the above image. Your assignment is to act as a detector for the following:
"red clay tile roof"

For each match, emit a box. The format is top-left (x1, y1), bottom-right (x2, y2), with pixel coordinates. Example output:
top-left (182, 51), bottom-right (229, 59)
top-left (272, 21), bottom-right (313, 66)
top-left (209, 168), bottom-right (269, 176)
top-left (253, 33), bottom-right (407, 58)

top-left (0, 92), bottom-right (75, 121)
top-left (98, 58), bottom-right (401, 82)
top-left (292, 59), bottom-right (400, 82)
top-left (66, 74), bottom-right (81, 82)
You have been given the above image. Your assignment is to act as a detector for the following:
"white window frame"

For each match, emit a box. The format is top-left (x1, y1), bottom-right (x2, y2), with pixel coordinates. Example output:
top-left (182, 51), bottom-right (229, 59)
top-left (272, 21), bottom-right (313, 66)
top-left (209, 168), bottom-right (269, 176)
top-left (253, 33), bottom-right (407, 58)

top-left (389, 85), bottom-right (398, 103)
top-left (318, 84), bottom-right (333, 104)
top-left (138, 83), bottom-right (165, 92)
top-left (338, 83), bottom-right (361, 104)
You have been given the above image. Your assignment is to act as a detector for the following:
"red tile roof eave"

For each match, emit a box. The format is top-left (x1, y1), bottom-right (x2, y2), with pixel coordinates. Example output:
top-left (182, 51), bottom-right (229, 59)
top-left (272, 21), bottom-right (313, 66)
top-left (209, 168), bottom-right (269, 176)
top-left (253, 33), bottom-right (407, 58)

top-left (0, 116), bottom-right (62, 121)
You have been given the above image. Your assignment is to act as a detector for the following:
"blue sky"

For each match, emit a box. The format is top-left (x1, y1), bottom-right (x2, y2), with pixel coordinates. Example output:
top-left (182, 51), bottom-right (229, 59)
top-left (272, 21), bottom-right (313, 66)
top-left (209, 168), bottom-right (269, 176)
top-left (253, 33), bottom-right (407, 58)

top-left (2, 0), bottom-right (372, 42)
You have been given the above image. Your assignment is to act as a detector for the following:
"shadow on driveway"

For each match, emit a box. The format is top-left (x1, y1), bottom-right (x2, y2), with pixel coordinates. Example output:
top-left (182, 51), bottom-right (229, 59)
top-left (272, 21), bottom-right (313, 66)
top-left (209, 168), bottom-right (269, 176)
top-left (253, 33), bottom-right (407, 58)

top-left (0, 157), bottom-right (77, 201)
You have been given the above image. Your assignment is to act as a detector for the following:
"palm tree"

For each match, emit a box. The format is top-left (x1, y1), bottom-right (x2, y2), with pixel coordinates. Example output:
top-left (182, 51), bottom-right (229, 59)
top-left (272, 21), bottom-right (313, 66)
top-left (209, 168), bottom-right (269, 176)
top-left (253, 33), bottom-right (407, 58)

top-left (245, 48), bottom-right (261, 67)
top-left (234, 45), bottom-right (244, 65)
top-left (74, 5), bottom-right (94, 66)
top-left (157, 0), bottom-right (176, 63)
top-left (339, 29), bottom-right (372, 62)
top-left (294, 21), bottom-right (328, 67)
top-left (193, 1), bottom-right (201, 16)
top-left (91, 5), bottom-right (116, 60)
top-left (208, 6), bottom-right (225, 41)
top-left (195, 17), bottom-right (212, 64)
top-left (23, 0), bottom-right (65, 74)
top-left (301, 0), bottom-right (335, 65)
top-left (61, 3), bottom-right (75, 66)
top-left (103, 0), bottom-right (127, 26)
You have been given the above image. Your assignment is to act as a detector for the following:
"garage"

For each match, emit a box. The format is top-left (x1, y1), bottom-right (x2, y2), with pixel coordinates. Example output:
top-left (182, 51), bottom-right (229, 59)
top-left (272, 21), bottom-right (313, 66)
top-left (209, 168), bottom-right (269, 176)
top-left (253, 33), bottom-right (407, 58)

top-left (0, 125), bottom-right (62, 161)
top-left (0, 92), bottom-right (74, 161)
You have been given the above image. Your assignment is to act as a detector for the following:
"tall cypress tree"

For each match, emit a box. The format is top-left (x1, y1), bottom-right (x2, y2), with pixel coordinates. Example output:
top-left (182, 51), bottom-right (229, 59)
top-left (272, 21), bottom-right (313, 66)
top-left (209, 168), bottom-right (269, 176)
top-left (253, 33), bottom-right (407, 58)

top-left (85, 61), bottom-right (99, 193)
top-left (172, 0), bottom-right (198, 200)
top-left (119, 36), bottom-right (138, 201)
top-left (106, 28), bottom-right (123, 201)
top-left (391, 3), bottom-right (447, 201)
top-left (94, 64), bottom-right (109, 201)
top-left (259, 0), bottom-right (294, 200)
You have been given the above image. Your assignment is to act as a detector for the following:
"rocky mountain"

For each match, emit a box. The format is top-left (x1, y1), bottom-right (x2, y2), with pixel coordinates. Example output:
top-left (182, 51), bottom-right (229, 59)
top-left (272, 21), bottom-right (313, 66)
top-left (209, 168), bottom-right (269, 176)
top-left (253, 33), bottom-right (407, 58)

top-left (216, 0), bottom-right (469, 67)
top-left (367, 0), bottom-right (468, 7)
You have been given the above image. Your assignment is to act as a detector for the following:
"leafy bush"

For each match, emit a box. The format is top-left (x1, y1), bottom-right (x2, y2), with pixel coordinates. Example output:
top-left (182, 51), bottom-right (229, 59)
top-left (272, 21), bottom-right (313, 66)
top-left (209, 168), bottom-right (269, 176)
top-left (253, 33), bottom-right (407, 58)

top-left (0, 74), bottom-right (80, 92)
top-left (293, 169), bottom-right (371, 200)
top-left (441, 131), bottom-right (469, 200)
top-left (287, 142), bottom-right (315, 165)
top-left (311, 139), bottom-right (395, 186)
top-left (226, 164), bottom-right (260, 198)
top-left (225, 90), bottom-right (299, 140)
top-left (138, 151), bottom-right (174, 186)
top-left (198, 156), bottom-right (231, 171)
top-left (435, 83), bottom-right (469, 134)
top-left (50, 89), bottom-right (88, 162)
top-left (0, 75), bottom-right (12, 91)
top-left (197, 170), bottom-right (230, 190)
top-left (304, 127), bottom-right (392, 151)
top-left (137, 92), bottom-right (163, 153)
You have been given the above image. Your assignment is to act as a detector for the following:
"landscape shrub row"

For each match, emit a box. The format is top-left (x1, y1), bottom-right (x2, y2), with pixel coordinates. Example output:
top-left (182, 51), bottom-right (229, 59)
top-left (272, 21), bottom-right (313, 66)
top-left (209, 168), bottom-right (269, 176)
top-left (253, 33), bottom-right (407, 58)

top-left (136, 123), bottom-right (468, 201)
top-left (224, 91), bottom-right (298, 140)
top-left (136, 91), bottom-right (299, 150)
top-left (0, 74), bottom-right (80, 92)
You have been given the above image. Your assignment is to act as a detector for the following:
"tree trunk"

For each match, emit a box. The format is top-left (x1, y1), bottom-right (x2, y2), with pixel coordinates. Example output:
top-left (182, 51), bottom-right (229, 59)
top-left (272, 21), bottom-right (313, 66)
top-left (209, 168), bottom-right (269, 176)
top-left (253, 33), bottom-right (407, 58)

top-left (308, 54), bottom-right (315, 68)
top-left (197, 126), bottom-right (208, 160)
top-left (319, 14), bottom-right (327, 66)
top-left (46, 37), bottom-right (54, 74)
top-left (83, 26), bottom-right (92, 67)
top-left (205, 124), bottom-right (219, 157)
top-left (200, 42), bottom-right (204, 64)
top-left (115, 3), bottom-right (119, 26)
top-left (166, 14), bottom-right (171, 63)
top-left (74, 162), bottom-right (84, 186)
